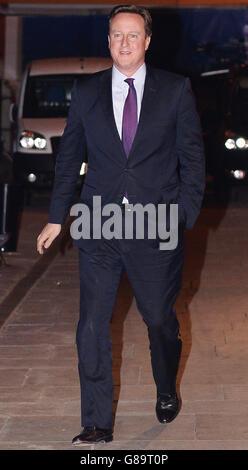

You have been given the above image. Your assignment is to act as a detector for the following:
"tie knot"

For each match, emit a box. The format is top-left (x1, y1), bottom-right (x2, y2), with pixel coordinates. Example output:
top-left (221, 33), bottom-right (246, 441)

top-left (124, 78), bottom-right (135, 87)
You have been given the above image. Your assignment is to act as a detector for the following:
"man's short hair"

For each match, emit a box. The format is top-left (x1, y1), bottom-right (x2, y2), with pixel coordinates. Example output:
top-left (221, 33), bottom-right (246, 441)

top-left (109, 4), bottom-right (152, 37)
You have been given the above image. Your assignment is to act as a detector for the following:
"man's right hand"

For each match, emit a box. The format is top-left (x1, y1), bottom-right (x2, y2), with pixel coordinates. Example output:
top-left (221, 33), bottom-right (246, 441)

top-left (37, 223), bottom-right (61, 255)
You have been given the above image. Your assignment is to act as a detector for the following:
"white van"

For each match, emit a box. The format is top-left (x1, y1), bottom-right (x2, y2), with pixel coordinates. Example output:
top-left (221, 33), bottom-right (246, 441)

top-left (11, 57), bottom-right (112, 188)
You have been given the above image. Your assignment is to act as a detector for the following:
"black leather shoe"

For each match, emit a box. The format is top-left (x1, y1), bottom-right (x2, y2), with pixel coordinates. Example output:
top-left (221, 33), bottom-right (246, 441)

top-left (156, 393), bottom-right (180, 423)
top-left (72, 426), bottom-right (113, 445)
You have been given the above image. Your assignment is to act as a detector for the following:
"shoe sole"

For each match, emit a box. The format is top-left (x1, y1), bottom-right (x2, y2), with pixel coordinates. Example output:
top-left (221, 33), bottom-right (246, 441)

top-left (159, 412), bottom-right (179, 423)
top-left (72, 436), bottom-right (113, 446)
top-left (156, 408), bottom-right (180, 423)
top-left (156, 402), bottom-right (181, 424)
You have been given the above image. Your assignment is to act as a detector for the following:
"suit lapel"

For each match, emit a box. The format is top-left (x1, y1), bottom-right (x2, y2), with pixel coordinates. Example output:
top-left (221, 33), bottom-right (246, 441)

top-left (127, 64), bottom-right (158, 163)
top-left (98, 68), bottom-right (127, 164)
top-left (98, 64), bottom-right (158, 165)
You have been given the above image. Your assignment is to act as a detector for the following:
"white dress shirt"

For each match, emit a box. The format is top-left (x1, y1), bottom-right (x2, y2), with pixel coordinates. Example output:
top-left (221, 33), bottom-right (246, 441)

top-left (112, 62), bottom-right (146, 139)
top-left (112, 63), bottom-right (146, 203)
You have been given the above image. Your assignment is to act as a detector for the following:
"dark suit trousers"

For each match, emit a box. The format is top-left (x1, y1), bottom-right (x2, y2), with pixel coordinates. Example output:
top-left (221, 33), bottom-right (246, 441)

top-left (76, 227), bottom-right (184, 429)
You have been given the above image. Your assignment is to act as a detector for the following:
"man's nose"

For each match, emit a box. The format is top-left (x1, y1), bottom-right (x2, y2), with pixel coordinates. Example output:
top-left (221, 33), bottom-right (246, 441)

top-left (121, 35), bottom-right (129, 47)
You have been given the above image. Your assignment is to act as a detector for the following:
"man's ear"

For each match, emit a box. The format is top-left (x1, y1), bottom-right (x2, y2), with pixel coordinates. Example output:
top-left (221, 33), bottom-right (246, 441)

top-left (145, 35), bottom-right (151, 51)
top-left (108, 35), bottom-right (110, 48)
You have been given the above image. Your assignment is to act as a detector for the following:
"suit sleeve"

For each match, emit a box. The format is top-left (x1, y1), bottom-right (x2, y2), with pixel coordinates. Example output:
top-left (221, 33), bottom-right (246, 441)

top-left (176, 77), bottom-right (205, 230)
top-left (48, 79), bottom-right (87, 224)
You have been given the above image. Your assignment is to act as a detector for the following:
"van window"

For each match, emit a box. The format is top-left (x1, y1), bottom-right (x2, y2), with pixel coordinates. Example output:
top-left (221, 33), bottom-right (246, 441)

top-left (22, 73), bottom-right (91, 118)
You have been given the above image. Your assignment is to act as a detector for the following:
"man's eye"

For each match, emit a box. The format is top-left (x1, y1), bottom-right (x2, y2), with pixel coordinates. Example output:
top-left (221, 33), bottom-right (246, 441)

top-left (129, 34), bottom-right (137, 39)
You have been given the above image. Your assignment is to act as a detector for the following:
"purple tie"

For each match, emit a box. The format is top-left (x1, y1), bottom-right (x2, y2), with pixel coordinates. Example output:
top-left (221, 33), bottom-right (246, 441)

top-left (122, 78), bottom-right (138, 157)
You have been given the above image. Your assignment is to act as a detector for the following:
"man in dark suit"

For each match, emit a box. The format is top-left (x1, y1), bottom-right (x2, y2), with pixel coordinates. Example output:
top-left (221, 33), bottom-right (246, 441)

top-left (37, 5), bottom-right (205, 445)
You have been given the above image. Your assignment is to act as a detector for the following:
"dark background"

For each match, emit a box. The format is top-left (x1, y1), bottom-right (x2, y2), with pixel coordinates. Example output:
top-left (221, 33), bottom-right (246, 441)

top-left (22, 8), bottom-right (248, 77)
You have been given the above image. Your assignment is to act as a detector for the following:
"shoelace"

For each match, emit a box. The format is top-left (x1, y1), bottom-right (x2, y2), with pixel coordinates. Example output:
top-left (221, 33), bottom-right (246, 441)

top-left (159, 396), bottom-right (177, 409)
top-left (160, 401), bottom-right (173, 409)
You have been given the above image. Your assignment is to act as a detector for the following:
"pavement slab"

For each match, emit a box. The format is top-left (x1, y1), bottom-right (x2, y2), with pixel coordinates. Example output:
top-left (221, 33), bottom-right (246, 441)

top-left (1, 199), bottom-right (248, 450)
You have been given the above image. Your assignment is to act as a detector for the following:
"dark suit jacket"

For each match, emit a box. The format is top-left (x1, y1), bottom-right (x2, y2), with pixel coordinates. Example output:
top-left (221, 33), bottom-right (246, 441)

top-left (48, 64), bottom-right (205, 244)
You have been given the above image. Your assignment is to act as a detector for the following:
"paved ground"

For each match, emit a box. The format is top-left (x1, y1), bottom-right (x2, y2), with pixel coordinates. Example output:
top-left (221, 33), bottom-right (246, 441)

top-left (1, 189), bottom-right (248, 450)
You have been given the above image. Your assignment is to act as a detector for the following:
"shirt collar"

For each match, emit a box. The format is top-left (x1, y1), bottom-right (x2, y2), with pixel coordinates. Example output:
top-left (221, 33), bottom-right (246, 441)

top-left (112, 63), bottom-right (146, 88)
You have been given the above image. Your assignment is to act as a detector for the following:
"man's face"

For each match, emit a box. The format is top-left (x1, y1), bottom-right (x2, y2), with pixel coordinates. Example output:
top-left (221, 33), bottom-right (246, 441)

top-left (108, 12), bottom-right (151, 76)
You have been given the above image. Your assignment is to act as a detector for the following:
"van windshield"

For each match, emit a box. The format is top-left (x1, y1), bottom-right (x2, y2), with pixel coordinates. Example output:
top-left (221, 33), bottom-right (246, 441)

top-left (22, 74), bottom-right (91, 118)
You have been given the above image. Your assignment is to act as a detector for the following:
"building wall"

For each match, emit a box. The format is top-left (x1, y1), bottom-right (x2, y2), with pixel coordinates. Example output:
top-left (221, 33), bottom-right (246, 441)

top-left (0, 15), bottom-right (5, 76)
top-left (0, 16), bottom-right (4, 55)
top-left (1, 0), bottom-right (248, 6)
top-left (21, 9), bottom-right (247, 76)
